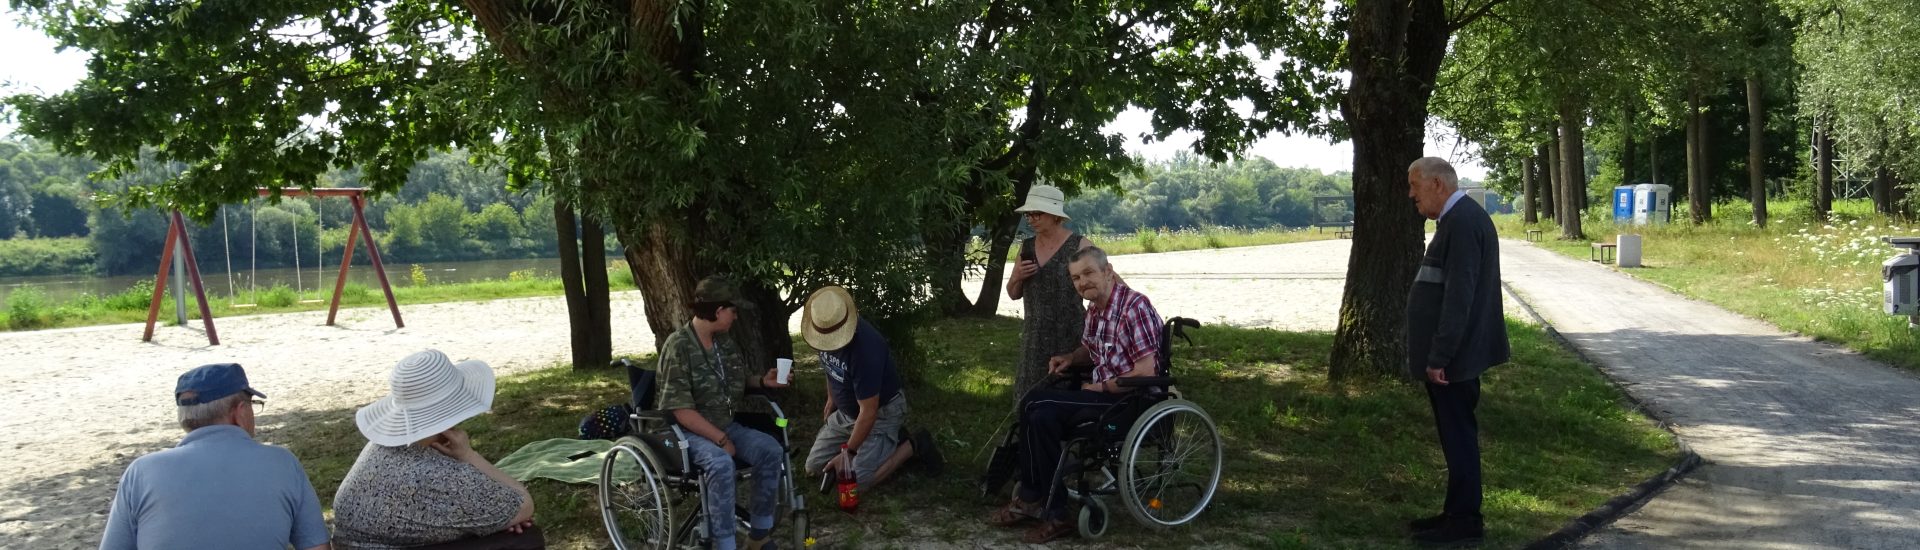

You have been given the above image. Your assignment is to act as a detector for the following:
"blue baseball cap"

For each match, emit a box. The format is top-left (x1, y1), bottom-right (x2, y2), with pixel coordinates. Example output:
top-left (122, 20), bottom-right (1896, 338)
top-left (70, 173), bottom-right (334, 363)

top-left (175, 363), bottom-right (267, 405)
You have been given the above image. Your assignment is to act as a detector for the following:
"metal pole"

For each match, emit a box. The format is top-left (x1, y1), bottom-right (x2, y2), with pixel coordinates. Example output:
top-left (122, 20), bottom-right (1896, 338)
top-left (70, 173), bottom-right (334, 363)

top-left (172, 238), bottom-right (188, 326)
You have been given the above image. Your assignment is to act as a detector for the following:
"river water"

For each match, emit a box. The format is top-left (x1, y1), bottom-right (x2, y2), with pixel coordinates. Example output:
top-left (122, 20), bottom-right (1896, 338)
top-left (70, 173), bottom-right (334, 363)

top-left (0, 257), bottom-right (591, 304)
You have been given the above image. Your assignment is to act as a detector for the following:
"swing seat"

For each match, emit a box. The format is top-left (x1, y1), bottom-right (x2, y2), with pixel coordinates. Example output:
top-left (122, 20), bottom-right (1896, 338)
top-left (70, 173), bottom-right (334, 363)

top-left (298, 299), bottom-right (325, 304)
top-left (230, 303), bottom-right (258, 309)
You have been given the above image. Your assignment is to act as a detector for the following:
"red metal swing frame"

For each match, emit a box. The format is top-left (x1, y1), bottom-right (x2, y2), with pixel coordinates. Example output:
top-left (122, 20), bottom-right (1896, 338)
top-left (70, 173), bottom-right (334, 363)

top-left (142, 188), bottom-right (404, 345)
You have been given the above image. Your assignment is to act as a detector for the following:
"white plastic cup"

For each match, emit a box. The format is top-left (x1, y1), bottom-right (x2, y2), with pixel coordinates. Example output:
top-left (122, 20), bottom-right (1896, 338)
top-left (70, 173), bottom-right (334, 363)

top-left (776, 358), bottom-right (793, 384)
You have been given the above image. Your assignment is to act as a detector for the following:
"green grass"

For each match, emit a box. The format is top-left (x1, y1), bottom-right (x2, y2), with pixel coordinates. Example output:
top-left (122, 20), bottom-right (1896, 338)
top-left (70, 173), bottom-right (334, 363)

top-left (1498, 198), bottom-right (1920, 371)
top-left (0, 268), bottom-right (638, 332)
top-left (280, 316), bottom-right (1677, 549)
top-left (1009, 226), bottom-right (1341, 260)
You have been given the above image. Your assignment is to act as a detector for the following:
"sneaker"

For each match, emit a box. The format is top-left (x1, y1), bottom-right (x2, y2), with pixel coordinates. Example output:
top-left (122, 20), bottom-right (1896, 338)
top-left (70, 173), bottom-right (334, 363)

top-left (910, 428), bottom-right (944, 477)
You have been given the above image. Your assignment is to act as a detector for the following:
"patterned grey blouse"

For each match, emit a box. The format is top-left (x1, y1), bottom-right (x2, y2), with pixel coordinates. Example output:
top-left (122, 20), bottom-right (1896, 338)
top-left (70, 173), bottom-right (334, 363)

top-left (331, 443), bottom-right (523, 549)
top-left (1014, 233), bottom-right (1087, 403)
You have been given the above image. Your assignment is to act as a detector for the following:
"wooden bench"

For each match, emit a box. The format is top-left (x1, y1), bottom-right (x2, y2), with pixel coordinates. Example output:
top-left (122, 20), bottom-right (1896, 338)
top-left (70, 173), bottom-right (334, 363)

top-left (1526, 229), bottom-right (1543, 242)
top-left (1336, 226), bottom-right (1353, 239)
top-left (1591, 242), bottom-right (1617, 264)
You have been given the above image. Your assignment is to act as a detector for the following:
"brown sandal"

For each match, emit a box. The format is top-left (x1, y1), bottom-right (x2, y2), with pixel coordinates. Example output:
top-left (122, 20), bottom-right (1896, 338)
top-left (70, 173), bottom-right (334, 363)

top-left (987, 499), bottom-right (1040, 527)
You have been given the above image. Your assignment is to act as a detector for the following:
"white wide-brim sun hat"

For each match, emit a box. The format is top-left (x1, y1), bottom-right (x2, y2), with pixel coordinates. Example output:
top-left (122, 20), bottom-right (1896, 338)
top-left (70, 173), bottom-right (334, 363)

top-left (356, 349), bottom-right (496, 447)
top-left (1014, 184), bottom-right (1071, 220)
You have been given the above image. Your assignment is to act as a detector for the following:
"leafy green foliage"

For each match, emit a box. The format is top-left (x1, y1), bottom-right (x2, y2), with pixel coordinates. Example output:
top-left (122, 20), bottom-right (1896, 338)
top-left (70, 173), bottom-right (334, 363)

top-left (1065, 155), bottom-right (1355, 233)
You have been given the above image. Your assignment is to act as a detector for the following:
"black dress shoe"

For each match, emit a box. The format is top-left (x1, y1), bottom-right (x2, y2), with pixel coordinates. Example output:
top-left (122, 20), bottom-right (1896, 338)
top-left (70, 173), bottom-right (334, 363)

top-left (1411, 519), bottom-right (1485, 547)
top-left (1407, 514), bottom-right (1448, 532)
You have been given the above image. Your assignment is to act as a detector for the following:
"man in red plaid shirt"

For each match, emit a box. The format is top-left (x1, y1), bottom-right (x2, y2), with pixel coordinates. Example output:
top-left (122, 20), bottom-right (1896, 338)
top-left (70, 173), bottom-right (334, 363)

top-left (986, 246), bottom-right (1162, 543)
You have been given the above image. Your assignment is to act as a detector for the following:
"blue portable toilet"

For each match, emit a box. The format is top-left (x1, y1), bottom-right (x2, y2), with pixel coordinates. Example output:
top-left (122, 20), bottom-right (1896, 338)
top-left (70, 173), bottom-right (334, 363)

top-left (1612, 186), bottom-right (1635, 223)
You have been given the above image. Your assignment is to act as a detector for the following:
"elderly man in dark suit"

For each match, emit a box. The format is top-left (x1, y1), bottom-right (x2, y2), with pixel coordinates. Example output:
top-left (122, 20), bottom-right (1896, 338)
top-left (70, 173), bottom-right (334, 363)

top-left (1404, 156), bottom-right (1510, 547)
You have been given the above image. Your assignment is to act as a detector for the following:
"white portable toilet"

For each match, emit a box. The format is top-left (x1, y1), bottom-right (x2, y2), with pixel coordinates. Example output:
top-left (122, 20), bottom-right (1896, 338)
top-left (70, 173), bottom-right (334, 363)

top-left (1463, 188), bottom-right (1490, 210)
top-left (1888, 251), bottom-right (1919, 316)
top-left (1632, 184), bottom-right (1671, 225)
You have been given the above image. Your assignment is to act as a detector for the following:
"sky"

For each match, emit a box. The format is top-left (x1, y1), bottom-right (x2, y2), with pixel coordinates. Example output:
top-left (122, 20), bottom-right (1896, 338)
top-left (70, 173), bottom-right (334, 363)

top-left (0, 8), bottom-right (1487, 180)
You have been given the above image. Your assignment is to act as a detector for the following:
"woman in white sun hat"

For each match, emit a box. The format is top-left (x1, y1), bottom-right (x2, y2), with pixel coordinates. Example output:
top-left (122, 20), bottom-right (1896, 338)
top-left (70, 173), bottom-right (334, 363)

top-left (1005, 184), bottom-right (1099, 409)
top-left (331, 349), bottom-right (540, 549)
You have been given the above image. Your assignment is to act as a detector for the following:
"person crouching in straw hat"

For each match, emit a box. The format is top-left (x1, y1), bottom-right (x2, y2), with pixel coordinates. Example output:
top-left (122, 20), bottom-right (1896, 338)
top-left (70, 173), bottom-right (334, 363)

top-left (655, 276), bottom-right (790, 550)
top-left (330, 350), bottom-right (542, 549)
top-left (800, 285), bottom-right (943, 493)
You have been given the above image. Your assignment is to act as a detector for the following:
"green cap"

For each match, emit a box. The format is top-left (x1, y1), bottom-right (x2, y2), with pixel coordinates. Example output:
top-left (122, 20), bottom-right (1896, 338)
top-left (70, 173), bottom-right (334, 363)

top-left (692, 276), bottom-right (754, 309)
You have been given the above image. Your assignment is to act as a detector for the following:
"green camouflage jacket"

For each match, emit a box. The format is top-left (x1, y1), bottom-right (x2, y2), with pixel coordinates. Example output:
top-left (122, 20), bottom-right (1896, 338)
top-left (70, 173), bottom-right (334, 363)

top-left (654, 322), bottom-right (749, 429)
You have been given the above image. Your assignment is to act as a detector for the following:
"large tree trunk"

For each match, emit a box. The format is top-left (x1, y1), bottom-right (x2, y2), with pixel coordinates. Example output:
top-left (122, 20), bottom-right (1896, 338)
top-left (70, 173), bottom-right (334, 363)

top-left (1815, 123), bottom-right (1834, 221)
top-left (555, 199), bottom-right (595, 370)
top-left (1650, 132), bottom-right (1660, 186)
top-left (581, 214), bottom-right (612, 369)
top-left (1558, 102), bottom-right (1587, 240)
top-left (619, 221), bottom-right (699, 351)
top-left (1327, 0), bottom-right (1449, 381)
top-left (1747, 76), bottom-right (1768, 227)
top-left (1874, 163), bottom-right (1895, 215)
top-left (1543, 138), bottom-right (1559, 221)
top-left (1687, 88), bottom-right (1712, 224)
top-left (923, 215), bottom-right (975, 316)
top-left (1623, 105), bottom-right (1638, 185)
top-left (1522, 156), bottom-right (1538, 224)
top-left (971, 211), bottom-right (1020, 316)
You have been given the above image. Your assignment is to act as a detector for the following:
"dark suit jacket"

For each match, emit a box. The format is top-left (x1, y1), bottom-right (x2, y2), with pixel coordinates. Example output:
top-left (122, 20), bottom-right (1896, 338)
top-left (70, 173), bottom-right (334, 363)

top-left (1406, 196), bottom-right (1510, 382)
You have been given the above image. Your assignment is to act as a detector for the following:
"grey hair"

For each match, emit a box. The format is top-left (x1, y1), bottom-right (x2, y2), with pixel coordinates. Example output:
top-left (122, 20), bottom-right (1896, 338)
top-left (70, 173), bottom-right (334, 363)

top-left (1408, 157), bottom-right (1459, 190)
top-left (177, 393), bottom-right (247, 432)
top-left (1068, 245), bottom-right (1110, 269)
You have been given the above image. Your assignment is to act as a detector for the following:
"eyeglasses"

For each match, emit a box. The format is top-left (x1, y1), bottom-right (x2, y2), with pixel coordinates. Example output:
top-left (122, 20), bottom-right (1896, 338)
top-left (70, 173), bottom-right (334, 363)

top-left (250, 399), bottom-right (266, 414)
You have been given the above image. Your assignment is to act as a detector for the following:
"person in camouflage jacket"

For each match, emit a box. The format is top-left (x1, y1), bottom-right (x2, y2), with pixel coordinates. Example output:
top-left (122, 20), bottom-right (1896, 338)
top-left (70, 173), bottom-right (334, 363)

top-left (655, 276), bottom-right (789, 550)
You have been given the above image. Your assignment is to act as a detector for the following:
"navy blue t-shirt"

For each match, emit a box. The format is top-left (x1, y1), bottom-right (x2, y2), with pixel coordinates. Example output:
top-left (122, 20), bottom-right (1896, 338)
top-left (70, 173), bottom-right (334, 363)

top-left (819, 318), bottom-right (902, 417)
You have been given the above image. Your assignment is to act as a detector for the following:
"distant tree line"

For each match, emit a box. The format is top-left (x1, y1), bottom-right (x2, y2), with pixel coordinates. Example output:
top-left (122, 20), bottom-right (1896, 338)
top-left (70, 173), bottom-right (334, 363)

top-left (0, 140), bottom-right (618, 276)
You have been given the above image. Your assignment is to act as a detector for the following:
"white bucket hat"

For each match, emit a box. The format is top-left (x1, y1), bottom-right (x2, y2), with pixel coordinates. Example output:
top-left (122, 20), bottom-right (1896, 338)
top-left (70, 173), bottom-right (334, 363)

top-left (1014, 185), bottom-right (1071, 220)
top-left (356, 349), bottom-right (496, 447)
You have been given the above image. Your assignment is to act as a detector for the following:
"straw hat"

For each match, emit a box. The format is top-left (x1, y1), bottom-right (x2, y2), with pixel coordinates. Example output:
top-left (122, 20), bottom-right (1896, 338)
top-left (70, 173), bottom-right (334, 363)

top-left (802, 286), bottom-right (859, 352)
top-left (1014, 185), bottom-right (1071, 220)
top-left (355, 349), bottom-right (496, 447)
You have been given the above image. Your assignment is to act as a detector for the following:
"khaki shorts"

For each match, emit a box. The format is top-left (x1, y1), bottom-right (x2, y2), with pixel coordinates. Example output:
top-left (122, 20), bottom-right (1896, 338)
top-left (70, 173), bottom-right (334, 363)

top-left (804, 395), bottom-right (908, 489)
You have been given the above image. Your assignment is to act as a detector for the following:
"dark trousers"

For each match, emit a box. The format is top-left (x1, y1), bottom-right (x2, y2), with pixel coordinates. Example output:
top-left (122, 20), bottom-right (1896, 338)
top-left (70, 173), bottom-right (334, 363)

top-left (1016, 388), bottom-right (1122, 519)
top-left (1426, 378), bottom-right (1482, 520)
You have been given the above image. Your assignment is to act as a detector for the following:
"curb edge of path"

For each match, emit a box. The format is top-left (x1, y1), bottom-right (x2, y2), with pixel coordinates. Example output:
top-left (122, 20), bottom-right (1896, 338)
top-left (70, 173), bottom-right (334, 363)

top-left (1504, 282), bottom-right (1706, 550)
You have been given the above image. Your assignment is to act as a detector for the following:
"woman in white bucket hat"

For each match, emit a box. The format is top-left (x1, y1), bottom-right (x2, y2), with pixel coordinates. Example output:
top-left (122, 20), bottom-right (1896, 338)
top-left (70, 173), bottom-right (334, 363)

top-left (331, 349), bottom-right (541, 549)
top-left (1005, 184), bottom-right (1099, 408)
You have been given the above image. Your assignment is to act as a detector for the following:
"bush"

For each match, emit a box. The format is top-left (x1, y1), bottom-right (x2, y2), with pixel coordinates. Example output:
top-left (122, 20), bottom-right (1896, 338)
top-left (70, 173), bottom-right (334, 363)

top-left (410, 264), bottom-right (429, 287)
top-left (1132, 228), bottom-right (1162, 253)
top-left (6, 286), bottom-right (50, 329)
top-left (106, 279), bottom-right (157, 311)
top-left (258, 285), bottom-right (297, 308)
top-left (607, 261), bottom-right (635, 289)
top-left (0, 237), bottom-right (96, 277)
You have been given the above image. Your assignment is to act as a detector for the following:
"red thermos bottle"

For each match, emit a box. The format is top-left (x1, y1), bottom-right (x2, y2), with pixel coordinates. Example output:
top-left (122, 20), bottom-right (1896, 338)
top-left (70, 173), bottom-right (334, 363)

top-left (836, 445), bottom-right (859, 512)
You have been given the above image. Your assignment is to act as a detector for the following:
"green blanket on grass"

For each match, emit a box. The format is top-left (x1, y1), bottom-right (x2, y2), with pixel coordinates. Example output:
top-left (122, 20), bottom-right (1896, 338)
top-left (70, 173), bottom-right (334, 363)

top-left (496, 438), bottom-right (639, 485)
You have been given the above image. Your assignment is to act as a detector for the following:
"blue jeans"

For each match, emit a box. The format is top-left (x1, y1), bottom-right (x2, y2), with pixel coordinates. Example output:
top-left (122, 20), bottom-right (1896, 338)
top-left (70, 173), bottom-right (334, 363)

top-left (684, 422), bottom-right (783, 550)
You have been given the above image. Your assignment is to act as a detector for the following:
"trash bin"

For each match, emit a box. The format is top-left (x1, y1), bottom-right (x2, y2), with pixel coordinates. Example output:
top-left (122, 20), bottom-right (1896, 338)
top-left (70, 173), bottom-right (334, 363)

top-left (1617, 234), bottom-right (1643, 268)
top-left (1886, 253), bottom-right (1918, 316)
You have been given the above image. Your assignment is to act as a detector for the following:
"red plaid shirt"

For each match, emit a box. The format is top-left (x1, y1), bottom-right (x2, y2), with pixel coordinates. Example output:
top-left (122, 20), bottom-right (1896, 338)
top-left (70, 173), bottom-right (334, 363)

top-left (1082, 281), bottom-right (1163, 384)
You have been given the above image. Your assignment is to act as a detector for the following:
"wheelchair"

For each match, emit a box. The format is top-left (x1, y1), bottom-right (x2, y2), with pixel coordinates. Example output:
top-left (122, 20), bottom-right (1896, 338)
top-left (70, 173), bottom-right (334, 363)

top-left (598, 360), bottom-right (809, 549)
top-left (980, 316), bottom-right (1223, 539)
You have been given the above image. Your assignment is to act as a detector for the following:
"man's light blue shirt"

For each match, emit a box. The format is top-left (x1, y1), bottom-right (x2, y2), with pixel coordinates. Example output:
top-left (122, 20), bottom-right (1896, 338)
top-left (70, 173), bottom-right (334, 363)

top-left (100, 424), bottom-right (330, 550)
top-left (1439, 189), bottom-right (1470, 221)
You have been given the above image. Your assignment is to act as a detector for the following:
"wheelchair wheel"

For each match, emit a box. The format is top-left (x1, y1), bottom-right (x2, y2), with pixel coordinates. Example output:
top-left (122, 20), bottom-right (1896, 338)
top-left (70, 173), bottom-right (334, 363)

top-left (1118, 399), bottom-right (1222, 529)
top-left (600, 440), bottom-right (676, 549)
top-left (1077, 496), bottom-right (1111, 538)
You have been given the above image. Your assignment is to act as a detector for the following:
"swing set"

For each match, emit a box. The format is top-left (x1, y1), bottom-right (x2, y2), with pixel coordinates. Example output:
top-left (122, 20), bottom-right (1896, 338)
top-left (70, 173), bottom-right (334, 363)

top-left (142, 188), bottom-right (404, 345)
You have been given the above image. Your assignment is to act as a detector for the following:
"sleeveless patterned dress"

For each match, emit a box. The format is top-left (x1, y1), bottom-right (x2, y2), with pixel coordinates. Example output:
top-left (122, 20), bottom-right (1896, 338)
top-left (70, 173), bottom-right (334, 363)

top-left (1013, 233), bottom-right (1086, 405)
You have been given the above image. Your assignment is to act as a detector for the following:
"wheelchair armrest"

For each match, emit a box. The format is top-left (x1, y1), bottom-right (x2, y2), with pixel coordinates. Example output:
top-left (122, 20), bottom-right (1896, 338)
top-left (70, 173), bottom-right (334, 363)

top-left (1115, 376), bottom-right (1176, 388)
top-left (739, 393), bottom-right (789, 421)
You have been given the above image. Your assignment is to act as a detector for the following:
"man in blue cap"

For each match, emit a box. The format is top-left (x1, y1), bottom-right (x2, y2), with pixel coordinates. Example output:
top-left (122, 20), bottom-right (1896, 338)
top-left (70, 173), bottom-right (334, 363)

top-left (100, 363), bottom-right (332, 550)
